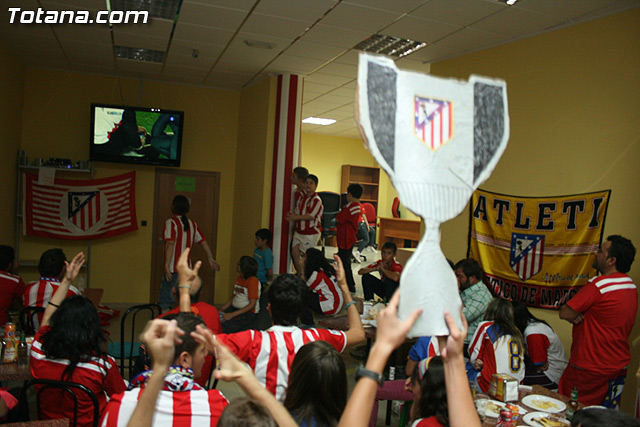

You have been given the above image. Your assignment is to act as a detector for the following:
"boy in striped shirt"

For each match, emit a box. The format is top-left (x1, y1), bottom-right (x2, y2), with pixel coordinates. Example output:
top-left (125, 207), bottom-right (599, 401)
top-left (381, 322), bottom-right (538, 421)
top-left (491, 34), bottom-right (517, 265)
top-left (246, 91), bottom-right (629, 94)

top-left (286, 174), bottom-right (324, 275)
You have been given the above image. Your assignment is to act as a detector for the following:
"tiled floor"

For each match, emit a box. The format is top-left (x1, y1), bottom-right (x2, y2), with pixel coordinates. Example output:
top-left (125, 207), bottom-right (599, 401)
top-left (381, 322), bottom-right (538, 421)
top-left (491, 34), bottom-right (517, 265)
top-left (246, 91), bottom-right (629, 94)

top-left (105, 245), bottom-right (402, 426)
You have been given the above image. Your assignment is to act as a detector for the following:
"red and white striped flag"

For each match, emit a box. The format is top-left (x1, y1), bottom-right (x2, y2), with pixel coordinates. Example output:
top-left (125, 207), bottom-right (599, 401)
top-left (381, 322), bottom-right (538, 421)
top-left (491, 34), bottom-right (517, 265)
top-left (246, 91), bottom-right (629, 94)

top-left (23, 171), bottom-right (137, 240)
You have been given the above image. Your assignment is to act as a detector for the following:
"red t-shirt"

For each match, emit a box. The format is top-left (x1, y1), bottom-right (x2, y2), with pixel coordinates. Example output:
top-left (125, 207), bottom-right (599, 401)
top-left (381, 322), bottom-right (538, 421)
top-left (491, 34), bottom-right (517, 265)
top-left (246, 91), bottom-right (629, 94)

top-left (160, 302), bottom-right (221, 387)
top-left (336, 201), bottom-right (362, 249)
top-left (31, 326), bottom-right (126, 427)
top-left (366, 259), bottom-right (403, 281)
top-left (0, 271), bottom-right (26, 325)
top-left (566, 273), bottom-right (637, 373)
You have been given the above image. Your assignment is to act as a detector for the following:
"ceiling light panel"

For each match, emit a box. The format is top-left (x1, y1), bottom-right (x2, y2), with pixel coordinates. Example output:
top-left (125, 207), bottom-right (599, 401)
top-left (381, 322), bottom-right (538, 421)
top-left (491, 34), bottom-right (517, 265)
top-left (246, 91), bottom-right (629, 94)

top-left (354, 34), bottom-right (427, 58)
top-left (115, 46), bottom-right (165, 62)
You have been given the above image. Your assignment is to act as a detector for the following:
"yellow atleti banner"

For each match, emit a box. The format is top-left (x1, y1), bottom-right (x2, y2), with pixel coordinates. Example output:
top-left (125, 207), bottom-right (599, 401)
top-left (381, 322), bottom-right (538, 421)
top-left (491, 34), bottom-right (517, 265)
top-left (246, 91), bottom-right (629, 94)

top-left (468, 189), bottom-right (610, 309)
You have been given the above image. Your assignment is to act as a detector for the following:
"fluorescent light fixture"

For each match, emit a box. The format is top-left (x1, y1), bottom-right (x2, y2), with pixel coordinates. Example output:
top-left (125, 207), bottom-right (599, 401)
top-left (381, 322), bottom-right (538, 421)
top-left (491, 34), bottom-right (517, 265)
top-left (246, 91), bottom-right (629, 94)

top-left (115, 46), bottom-right (165, 63)
top-left (354, 34), bottom-right (427, 58)
top-left (244, 39), bottom-right (277, 50)
top-left (506, 0), bottom-right (518, 4)
top-left (302, 117), bottom-right (336, 126)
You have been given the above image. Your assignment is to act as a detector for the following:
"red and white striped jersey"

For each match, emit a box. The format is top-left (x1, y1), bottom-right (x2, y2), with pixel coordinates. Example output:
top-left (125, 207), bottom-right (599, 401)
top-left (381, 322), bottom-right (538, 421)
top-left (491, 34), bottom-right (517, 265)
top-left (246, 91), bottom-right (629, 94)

top-left (100, 386), bottom-right (228, 427)
top-left (523, 321), bottom-right (567, 384)
top-left (307, 270), bottom-right (344, 315)
top-left (0, 271), bottom-right (26, 325)
top-left (24, 278), bottom-right (81, 331)
top-left (217, 325), bottom-right (347, 400)
top-left (31, 326), bottom-right (126, 427)
top-left (163, 215), bottom-right (205, 273)
top-left (469, 321), bottom-right (525, 392)
top-left (294, 193), bottom-right (323, 235)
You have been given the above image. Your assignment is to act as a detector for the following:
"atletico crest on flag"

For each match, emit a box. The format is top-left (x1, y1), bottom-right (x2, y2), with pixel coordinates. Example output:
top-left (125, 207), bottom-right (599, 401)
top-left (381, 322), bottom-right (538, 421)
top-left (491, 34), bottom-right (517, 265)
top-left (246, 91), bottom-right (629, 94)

top-left (413, 95), bottom-right (453, 150)
top-left (510, 233), bottom-right (545, 282)
top-left (24, 171), bottom-right (137, 240)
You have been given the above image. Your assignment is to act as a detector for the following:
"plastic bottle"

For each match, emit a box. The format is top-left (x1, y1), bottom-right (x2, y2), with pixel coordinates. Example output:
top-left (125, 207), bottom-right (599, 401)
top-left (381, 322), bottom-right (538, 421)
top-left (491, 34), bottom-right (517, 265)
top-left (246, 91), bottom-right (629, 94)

top-left (3, 332), bottom-right (16, 363)
top-left (566, 387), bottom-right (579, 421)
top-left (17, 333), bottom-right (28, 367)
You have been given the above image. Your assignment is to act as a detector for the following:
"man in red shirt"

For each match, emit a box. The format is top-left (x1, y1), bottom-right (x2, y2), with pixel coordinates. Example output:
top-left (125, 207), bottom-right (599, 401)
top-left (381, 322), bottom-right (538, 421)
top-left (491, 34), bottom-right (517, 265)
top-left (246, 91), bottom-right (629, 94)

top-left (0, 246), bottom-right (25, 325)
top-left (358, 241), bottom-right (403, 302)
top-left (559, 235), bottom-right (637, 407)
top-left (336, 183), bottom-right (363, 293)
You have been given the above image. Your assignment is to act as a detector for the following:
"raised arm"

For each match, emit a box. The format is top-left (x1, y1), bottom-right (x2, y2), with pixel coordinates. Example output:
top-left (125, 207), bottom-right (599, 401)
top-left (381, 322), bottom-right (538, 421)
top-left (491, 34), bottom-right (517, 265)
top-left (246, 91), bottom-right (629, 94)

top-left (338, 290), bottom-right (421, 427)
top-left (126, 319), bottom-right (184, 427)
top-left (41, 252), bottom-right (85, 328)
top-left (193, 325), bottom-right (298, 427)
top-left (437, 310), bottom-right (481, 427)
top-left (176, 248), bottom-right (202, 313)
top-left (333, 254), bottom-right (365, 346)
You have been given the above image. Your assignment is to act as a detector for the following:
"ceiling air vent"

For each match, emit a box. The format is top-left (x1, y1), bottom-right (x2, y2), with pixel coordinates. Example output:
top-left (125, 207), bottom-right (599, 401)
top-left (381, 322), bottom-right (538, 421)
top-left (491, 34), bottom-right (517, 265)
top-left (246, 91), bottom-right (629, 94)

top-left (354, 34), bottom-right (427, 58)
top-left (115, 46), bottom-right (165, 63)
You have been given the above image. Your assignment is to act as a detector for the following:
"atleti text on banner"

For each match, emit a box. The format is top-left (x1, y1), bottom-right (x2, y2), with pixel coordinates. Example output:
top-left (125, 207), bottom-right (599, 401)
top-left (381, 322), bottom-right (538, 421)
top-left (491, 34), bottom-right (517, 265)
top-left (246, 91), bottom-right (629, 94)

top-left (468, 189), bottom-right (610, 309)
top-left (23, 171), bottom-right (138, 240)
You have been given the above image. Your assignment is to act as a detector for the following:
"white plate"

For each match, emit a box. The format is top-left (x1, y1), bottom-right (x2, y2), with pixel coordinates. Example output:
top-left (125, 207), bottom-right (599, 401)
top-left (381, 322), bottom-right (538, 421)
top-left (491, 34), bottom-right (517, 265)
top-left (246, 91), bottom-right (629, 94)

top-left (521, 394), bottom-right (566, 413)
top-left (475, 398), bottom-right (506, 418)
top-left (523, 412), bottom-right (569, 427)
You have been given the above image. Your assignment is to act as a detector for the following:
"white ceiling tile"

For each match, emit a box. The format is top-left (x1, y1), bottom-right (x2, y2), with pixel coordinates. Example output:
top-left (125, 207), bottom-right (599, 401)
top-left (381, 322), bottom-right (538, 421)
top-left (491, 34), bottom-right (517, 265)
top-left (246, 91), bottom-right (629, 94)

top-left (304, 72), bottom-right (353, 86)
top-left (321, 3), bottom-right (402, 33)
top-left (22, 52), bottom-right (71, 69)
top-left (435, 27), bottom-right (511, 52)
top-left (266, 54), bottom-right (327, 75)
top-left (62, 40), bottom-right (114, 63)
top-left (168, 39), bottom-right (225, 59)
top-left (165, 52), bottom-right (214, 70)
top-left (53, 25), bottom-right (111, 43)
top-left (255, 0), bottom-right (337, 22)
top-left (172, 22), bottom-right (234, 46)
top-left (178, 3), bottom-right (248, 28)
top-left (333, 50), bottom-right (360, 66)
top-left (162, 73), bottom-right (207, 86)
top-left (113, 32), bottom-right (168, 51)
top-left (302, 24), bottom-right (371, 49)
top-left (112, 18), bottom-right (174, 39)
top-left (471, 7), bottom-right (568, 37)
top-left (215, 58), bottom-right (264, 75)
top-left (403, 41), bottom-right (459, 63)
top-left (411, 0), bottom-right (504, 26)
top-left (314, 61), bottom-right (357, 78)
top-left (394, 57), bottom-right (431, 73)
top-left (39, 0), bottom-right (105, 10)
top-left (70, 63), bottom-right (117, 75)
top-left (576, 1), bottom-right (640, 21)
top-left (243, 13), bottom-right (313, 39)
top-left (284, 41), bottom-right (348, 62)
top-left (383, 15), bottom-right (461, 43)
top-left (184, 0), bottom-right (257, 12)
top-left (163, 64), bottom-right (209, 80)
top-left (343, 0), bottom-right (428, 14)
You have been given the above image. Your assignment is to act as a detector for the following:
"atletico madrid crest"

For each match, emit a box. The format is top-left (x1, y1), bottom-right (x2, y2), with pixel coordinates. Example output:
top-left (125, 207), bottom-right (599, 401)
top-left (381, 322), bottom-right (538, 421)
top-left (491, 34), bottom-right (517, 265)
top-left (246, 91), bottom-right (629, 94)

top-left (68, 191), bottom-right (101, 231)
top-left (413, 95), bottom-right (453, 150)
top-left (510, 233), bottom-right (545, 282)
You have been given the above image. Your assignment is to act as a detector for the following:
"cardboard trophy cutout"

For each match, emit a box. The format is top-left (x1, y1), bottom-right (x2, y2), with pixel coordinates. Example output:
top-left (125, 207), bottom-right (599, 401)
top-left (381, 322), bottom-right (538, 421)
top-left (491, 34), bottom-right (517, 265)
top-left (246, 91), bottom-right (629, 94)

top-left (356, 53), bottom-right (509, 336)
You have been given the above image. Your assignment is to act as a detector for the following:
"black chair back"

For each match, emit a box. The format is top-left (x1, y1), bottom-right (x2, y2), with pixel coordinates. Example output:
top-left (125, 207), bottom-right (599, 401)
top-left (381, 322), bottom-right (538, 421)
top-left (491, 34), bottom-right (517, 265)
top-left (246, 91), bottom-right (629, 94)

top-left (19, 306), bottom-right (45, 335)
top-left (317, 192), bottom-right (342, 254)
top-left (20, 379), bottom-right (100, 427)
top-left (119, 303), bottom-right (161, 379)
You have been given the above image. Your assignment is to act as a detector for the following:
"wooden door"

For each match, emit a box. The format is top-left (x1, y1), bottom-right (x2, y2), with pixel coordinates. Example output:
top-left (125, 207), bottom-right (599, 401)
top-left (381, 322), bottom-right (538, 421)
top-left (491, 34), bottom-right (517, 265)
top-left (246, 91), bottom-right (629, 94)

top-left (150, 169), bottom-right (220, 305)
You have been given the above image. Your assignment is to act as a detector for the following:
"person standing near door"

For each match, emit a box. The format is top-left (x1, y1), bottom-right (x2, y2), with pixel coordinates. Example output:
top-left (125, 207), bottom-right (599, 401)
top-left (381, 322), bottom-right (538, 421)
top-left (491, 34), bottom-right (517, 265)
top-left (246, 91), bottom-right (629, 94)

top-left (160, 195), bottom-right (220, 311)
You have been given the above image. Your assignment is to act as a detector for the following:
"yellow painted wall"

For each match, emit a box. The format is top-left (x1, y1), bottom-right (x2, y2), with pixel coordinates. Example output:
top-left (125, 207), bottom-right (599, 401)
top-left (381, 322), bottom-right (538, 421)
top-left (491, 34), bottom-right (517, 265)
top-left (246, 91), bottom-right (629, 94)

top-left (432, 9), bottom-right (640, 412)
top-left (0, 42), bottom-right (24, 245)
top-left (300, 132), bottom-right (420, 227)
top-left (227, 77), bottom-right (277, 300)
top-left (15, 68), bottom-right (240, 304)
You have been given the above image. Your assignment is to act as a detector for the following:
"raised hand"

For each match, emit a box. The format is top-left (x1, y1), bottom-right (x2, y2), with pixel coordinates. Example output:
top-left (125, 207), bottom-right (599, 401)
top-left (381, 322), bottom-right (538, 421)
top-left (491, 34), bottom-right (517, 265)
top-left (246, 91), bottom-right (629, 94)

top-left (176, 248), bottom-right (202, 290)
top-left (142, 319), bottom-right (184, 369)
top-left (64, 252), bottom-right (85, 283)
top-left (376, 290), bottom-right (422, 354)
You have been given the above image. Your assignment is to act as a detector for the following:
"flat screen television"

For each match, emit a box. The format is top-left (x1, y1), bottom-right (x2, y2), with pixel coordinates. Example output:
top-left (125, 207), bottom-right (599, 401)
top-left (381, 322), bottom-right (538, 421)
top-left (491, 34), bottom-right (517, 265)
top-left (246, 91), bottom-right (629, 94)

top-left (90, 103), bottom-right (184, 167)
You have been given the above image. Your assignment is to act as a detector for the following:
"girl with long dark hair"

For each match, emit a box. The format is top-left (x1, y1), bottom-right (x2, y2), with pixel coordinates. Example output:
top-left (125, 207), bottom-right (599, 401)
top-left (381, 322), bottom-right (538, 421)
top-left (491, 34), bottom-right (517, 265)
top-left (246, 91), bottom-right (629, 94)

top-left (160, 195), bottom-right (220, 311)
top-left (30, 253), bottom-right (126, 427)
top-left (467, 298), bottom-right (525, 392)
top-left (284, 340), bottom-right (347, 427)
top-left (302, 248), bottom-right (344, 317)
top-left (511, 301), bottom-right (567, 388)
top-left (409, 356), bottom-right (449, 427)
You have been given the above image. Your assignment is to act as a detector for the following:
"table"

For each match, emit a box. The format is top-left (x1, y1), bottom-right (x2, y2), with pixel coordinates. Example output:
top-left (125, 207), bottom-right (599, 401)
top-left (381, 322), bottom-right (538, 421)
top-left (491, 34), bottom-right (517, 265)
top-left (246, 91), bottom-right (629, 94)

top-left (0, 362), bottom-right (31, 382)
top-left (478, 384), bottom-right (584, 426)
top-left (378, 218), bottom-right (421, 248)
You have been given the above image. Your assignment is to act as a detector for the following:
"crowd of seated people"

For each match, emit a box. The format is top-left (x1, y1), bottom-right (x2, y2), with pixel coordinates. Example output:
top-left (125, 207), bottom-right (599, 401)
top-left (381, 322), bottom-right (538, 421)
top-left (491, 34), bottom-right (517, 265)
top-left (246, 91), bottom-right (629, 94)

top-left (1, 232), bottom-right (637, 426)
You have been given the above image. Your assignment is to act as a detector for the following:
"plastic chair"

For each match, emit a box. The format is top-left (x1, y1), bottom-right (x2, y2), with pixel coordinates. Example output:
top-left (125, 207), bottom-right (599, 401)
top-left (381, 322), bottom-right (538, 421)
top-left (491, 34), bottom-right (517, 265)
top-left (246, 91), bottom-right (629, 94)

top-left (108, 303), bottom-right (161, 379)
top-left (20, 379), bottom-right (100, 427)
top-left (317, 191), bottom-right (341, 255)
top-left (392, 197), bottom-right (401, 218)
top-left (19, 306), bottom-right (45, 335)
top-left (361, 202), bottom-right (378, 249)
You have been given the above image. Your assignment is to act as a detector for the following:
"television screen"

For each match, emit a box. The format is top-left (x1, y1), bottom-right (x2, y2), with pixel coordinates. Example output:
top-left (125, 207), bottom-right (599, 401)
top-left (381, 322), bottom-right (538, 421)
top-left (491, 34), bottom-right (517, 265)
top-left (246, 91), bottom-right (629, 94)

top-left (90, 103), bottom-right (183, 167)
